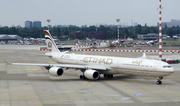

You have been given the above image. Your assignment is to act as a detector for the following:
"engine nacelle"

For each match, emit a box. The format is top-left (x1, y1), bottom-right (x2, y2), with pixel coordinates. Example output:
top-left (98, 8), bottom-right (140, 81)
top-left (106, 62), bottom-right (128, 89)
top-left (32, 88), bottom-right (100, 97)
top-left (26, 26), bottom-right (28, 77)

top-left (84, 70), bottom-right (100, 80)
top-left (49, 67), bottom-right (63, 77)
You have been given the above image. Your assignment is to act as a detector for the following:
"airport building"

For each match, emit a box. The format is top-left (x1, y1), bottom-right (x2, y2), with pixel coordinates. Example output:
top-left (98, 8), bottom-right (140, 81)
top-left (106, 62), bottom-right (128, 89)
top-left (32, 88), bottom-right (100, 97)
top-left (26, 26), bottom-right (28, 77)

top-left (157, 19), bottom-right (180, 27)
top-left (33, 21), bottom-right (41, 28)
top-left (69, 31), bottom-right (107, 40)
top-left (0, 34), bottom-right (22, 43)
top-left (25, 21), bottom-right (32, 28)
top-left (138, 33), bottom-right (158, 40)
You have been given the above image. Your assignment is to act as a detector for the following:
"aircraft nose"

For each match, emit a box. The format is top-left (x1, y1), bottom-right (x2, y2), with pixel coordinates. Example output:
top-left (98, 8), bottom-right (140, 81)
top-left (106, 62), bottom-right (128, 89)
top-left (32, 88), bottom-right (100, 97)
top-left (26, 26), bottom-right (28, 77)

top-left (169, 67), bottom-right (175, 73)
top-left (166, 67), bottom-right (175, 75)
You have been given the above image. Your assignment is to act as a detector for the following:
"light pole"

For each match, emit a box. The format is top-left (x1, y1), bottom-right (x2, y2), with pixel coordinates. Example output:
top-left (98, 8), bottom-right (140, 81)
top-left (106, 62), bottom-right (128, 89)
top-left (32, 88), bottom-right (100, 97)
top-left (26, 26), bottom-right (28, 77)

top-left (158, 0), bottom-right (162, 61)
top-left (116, 19), bottom-right (120, 41)
top-left (47, 19), bottom-right (51, 30)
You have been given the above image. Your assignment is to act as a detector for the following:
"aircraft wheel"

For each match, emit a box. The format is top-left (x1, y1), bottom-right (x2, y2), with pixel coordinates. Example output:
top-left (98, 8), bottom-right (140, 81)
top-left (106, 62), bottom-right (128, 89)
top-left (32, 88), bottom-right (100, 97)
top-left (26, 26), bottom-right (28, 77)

top-left (104, 74), bottom-right (113, 78)
top-left (80, 75), bottom-right (87, 79)
top-left (104, 74), bottom-right (107, 78)
top-left (108, 75), bottom-right (113, 78)
top-left (80, 75), bottom-right (83, 79)
top-left (156, 81), bottom-right (162, 85)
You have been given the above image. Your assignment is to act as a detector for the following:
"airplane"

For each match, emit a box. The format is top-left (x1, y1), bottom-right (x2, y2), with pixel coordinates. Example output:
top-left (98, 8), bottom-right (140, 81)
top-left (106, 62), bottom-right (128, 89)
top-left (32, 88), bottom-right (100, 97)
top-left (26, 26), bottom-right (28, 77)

top-left (146, 36), bottom-right (159, 45)
top-left (74, 39), bottom-right (109, 49)
top-left (6, 30), bottom-right (174, 85)
top-left (120, 36), bottom-right (126, 44)
top-left (111, 36), bottom-right (126, 44)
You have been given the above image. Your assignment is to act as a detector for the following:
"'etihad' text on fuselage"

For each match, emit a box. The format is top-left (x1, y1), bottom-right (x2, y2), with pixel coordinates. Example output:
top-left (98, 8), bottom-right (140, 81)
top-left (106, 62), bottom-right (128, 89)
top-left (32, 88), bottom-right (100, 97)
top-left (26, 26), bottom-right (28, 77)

top-left (83, 57), bottom-right (113, 65)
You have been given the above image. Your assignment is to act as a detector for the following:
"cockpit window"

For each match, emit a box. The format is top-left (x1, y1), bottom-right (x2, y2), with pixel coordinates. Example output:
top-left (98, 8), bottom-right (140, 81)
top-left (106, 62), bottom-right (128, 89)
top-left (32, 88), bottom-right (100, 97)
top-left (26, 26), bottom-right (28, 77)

top-left (163, 66), bottom-right (172, 68)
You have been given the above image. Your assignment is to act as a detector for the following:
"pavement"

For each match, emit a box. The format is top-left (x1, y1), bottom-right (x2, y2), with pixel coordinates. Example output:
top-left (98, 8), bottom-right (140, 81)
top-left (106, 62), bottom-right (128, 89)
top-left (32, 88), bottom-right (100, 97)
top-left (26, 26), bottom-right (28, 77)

top-left (0, 45), bottom-right (180, 106)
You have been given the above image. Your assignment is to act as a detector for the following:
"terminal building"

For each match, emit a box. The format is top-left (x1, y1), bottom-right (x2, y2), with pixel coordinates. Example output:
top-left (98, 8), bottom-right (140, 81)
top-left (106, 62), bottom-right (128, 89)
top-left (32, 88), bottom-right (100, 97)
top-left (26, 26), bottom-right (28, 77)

top-left (138, 33), bottom-right (158, 40)
top-left (137, 33), bottom-right (169, 40)
top-left (69, 31), bottom-right (107, 40)
top-left (0, 34), bottom-right (22, 43)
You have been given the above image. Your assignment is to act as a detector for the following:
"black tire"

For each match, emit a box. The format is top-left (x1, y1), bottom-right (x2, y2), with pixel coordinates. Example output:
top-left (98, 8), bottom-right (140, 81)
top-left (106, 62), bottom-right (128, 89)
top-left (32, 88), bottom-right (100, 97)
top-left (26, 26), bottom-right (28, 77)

top-left (104, 74), bottom-right (107, 78)
top-left (156, 81), bottom-right (159, 85)
top-left (156, 81), bottom-right (162, 85)
top-left (80, 75), bottom-right (83, 79)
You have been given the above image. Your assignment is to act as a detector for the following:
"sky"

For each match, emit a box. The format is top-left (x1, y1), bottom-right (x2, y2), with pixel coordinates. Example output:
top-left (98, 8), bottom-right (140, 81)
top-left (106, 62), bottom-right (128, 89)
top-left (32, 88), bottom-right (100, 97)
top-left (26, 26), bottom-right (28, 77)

top-left (0, 0), bottom-right (179, 27)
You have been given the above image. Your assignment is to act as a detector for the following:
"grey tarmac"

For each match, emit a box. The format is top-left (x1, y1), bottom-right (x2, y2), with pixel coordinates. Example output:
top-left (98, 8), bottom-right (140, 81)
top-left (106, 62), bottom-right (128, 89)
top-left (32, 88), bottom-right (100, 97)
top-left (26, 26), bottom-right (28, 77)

top-left (0, 45), bottom-right (180, 106)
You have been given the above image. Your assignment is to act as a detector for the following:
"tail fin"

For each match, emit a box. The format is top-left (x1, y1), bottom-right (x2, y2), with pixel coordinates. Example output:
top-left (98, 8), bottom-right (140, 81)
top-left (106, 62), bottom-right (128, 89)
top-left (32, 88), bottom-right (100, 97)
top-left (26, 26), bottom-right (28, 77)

top-left (44, 30), bottom-right (60, 53)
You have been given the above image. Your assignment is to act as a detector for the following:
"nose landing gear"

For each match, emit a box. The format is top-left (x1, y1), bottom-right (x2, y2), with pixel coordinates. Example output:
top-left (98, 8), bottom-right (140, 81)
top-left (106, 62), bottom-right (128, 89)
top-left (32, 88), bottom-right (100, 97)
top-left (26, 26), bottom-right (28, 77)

top-left (156, 77), bottom-right (163, 85)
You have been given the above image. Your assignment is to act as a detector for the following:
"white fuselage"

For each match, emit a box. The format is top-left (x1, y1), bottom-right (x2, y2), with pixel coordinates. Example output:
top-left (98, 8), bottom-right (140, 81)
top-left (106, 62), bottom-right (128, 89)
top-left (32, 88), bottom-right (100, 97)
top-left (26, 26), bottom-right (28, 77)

top-left (50, 53), bottom-right (174, 77)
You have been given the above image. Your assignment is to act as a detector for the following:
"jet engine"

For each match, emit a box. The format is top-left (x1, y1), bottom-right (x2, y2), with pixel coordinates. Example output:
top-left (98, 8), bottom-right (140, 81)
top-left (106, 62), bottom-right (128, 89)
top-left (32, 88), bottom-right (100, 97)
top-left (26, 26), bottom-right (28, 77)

top-left (84, 70), bottom-right (100, 80)
top-left (49, 67), bottom-right (63, 77)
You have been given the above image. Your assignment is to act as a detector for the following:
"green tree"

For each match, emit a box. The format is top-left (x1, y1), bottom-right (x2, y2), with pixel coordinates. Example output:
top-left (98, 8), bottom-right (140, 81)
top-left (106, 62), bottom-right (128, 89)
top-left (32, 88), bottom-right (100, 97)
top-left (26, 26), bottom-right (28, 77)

top-left (57, 27), bottom-right (61, 39)
top-left (135, 24), bottom-right (142, 34)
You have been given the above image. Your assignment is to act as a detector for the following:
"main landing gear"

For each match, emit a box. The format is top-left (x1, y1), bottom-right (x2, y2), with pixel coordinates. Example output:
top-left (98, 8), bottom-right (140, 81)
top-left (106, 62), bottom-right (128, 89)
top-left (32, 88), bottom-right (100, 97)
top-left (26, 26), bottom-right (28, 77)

top-left (79, 75), bottom-right (100, 80)
top-left (80, 75), bottom-right (86, 79)
top-left (104, 74), bottom-right (113, 78)
top-left (156, 77), bottom-right (163, 85)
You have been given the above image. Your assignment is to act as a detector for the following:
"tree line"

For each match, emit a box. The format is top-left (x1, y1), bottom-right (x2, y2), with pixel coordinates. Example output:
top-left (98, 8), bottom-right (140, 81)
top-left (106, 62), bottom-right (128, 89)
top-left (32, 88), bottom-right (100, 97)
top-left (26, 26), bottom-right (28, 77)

top-left (0, 25), bottom-right (180, 40)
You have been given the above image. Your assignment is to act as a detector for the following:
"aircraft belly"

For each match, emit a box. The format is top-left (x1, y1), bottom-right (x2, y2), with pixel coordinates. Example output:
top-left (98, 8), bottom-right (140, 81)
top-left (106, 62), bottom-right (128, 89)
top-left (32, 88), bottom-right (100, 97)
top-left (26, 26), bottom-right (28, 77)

top-left (119, 69), bottom-right (171, 77)
top-left (99, 70), bottom-right (118, 74)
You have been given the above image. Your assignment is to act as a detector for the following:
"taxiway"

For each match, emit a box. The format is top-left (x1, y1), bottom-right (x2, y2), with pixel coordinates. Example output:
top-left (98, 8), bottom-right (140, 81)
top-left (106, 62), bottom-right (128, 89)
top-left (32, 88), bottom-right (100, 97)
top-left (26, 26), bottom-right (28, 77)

top-left (0, 45), bottom-right (180, 106)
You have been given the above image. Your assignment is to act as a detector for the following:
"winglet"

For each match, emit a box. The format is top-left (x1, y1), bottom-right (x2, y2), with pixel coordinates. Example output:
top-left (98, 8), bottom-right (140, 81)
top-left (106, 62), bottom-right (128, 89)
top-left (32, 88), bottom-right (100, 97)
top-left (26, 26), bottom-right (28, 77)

top-left (4, 59), bottom-right (12, 65)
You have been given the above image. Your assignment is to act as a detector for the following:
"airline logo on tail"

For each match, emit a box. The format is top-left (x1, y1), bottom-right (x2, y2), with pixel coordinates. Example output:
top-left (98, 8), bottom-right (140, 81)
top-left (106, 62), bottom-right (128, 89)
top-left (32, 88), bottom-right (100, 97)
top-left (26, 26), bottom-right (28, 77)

top-left (48, 42), bottom-right (52, 48)
top-left (44, 30), bottom-right (52, 40)
top-left (44, 30), bottom-right (60, 52)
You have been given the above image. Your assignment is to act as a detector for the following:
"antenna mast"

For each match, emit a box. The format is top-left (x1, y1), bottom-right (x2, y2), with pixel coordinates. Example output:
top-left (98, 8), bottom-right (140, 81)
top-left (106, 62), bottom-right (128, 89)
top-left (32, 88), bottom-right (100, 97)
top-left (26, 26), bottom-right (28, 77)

top-left (116, 19), bottom-right (120, 41)
top-left (158, 0), bottom-right (162, 61)
top-left (47, 19), bottom-right (51, 31)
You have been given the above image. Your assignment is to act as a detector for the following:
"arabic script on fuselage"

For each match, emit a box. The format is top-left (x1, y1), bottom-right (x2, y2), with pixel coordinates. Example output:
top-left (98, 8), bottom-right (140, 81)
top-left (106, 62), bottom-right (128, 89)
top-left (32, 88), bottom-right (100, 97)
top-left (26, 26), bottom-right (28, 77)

top-left (132, 60), bottom-right (143, 65)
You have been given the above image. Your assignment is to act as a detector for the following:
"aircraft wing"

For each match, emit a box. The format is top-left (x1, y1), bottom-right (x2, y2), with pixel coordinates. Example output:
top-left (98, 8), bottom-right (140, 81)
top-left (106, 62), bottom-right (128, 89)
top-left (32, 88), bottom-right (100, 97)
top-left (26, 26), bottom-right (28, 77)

top-left (5, 60), bottom-right (111, 71)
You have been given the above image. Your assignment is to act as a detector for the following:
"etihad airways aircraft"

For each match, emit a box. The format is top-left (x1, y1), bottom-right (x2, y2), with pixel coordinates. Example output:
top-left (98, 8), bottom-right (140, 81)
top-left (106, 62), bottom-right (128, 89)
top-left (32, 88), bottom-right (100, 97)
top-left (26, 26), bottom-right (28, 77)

top-left (6, 30), bottom-right (174, 85)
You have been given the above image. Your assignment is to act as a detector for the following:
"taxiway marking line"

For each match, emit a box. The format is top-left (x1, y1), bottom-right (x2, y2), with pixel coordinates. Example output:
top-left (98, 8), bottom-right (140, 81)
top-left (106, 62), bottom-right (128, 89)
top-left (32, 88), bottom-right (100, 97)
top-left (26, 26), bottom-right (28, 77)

top-left (0, 81), bottom-right (90, 102)
top-left (135, 85), bottom-right (169, 96)
top-left (36, 94), bottom-right (102, 106)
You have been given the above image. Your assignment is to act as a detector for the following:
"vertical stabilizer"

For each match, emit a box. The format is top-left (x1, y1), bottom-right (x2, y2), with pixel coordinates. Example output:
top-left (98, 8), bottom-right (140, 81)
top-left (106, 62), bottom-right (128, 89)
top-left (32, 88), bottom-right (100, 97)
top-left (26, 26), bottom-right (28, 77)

top-left (44, 30), bottom-right (60, 53)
